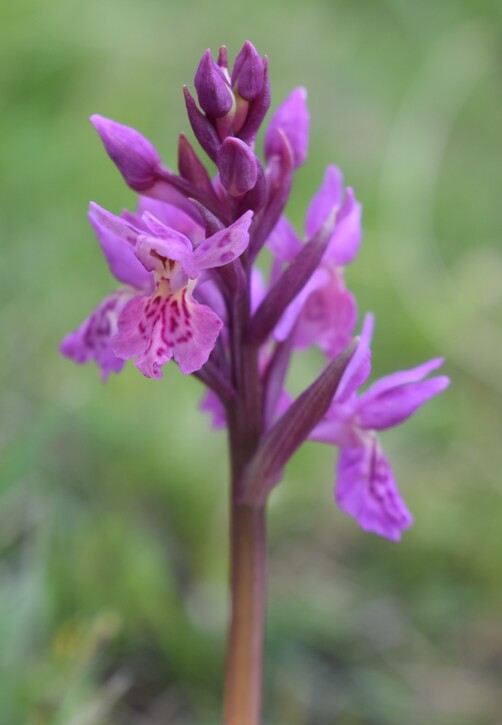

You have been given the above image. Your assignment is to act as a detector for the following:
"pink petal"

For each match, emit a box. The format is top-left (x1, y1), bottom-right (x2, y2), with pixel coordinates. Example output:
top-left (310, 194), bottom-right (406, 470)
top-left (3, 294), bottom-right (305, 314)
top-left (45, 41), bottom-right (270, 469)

top-left (267, 216), bottom-right (302, 263)
top-left (89, 202), bottom-right (141, 246)
top-left (325, 188), bottom-right (363, 266)
top-left (305, 165), bottom-right (344, 239)
top-left (305, 168), bottom-right (362, 268)
top-left (357, 376), bottom-right (450, 430)
top-left (264, 87), bottom-right (309, 168)
top-left (200, 389), bottom-right (226, 429)
top-left (136, 197), bottom-right (204, 243)
top-left (89, 213), bottom-right (152, 291)
top-left (335, 313), bottom-right (374, 402)
top-left (294, 269), bottom-right (357, 359)
top-left (361, 357), bottom-right (445, 401)
top-left (273, 268), bottom-right (328, 342)
top-left (60, 290), bottom-right (132, 380)
top-left (193, 210), bottom-right (253, 270)
top-left (336, 440), bottom-right (413, 541)
top-left (113, 288), bottom-right (223, 379)
top-left (135, 228), bottom-right (197, 279)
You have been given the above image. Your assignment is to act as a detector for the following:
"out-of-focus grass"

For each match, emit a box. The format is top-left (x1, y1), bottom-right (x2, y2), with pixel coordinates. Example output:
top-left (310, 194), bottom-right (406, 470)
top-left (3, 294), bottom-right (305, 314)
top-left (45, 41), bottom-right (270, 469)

top-left (1, 0), bottom-right (502, 722)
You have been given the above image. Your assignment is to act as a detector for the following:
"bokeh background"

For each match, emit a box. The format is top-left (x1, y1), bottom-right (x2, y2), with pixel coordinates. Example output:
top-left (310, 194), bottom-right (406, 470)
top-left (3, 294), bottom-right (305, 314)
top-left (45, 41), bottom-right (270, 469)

top-left (2, 0), bottom-right (502, 722)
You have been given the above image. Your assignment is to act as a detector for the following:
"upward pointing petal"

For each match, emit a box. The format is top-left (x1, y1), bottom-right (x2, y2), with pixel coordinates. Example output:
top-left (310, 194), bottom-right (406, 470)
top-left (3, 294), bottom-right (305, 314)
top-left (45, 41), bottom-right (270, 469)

top-left (193, 210), bottom-right (253, 270)
top-left (335, 314), bottom-right (374, 401)
top-left (264, 87), bottom-right (309, 169)
top-left (88, 208), bottom-right (152, 290)
top-left (305, 165), bottom-right (344, 240)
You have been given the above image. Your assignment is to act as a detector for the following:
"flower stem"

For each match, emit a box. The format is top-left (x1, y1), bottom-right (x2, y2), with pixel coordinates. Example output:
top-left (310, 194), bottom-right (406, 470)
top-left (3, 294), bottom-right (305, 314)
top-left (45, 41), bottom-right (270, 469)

top-left (223, 501), bottom-right (266, 725)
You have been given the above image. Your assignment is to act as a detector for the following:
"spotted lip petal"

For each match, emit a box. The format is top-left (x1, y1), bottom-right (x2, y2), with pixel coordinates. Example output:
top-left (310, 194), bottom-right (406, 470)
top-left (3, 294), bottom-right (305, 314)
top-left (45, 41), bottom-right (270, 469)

top-left (336, 440), bottom-right (413, 541)
top-left (113, 288), bottom-right (223, 379)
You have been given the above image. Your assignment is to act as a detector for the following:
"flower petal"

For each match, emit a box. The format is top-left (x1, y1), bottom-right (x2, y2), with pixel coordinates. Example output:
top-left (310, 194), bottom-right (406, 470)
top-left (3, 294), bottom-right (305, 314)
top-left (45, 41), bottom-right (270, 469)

top-left (113, 288), bottom-right (223, 379)
top-left (273, 267), bottom-right (328, 342)
top-left (325, 187), bottom-right (362, 266)
top-left (60, 290), bottom-right (131, 380)
top-left (193, 210), bottom-right (253, 270)
top-left (89, 202), bottom-right (142, 246)
top-left (89, 212), bottom-right (152, 290)
top-left (264, 87), bottom-right (309, 168)
top-left (135, 227), bottom-right (197, 279)
top-left (358, 375), bottom-right (450, 430)
top-left (200, 389), bottom-right (226, 429)
top-left (335, 313), bottom-right (374, 401)
top-left (336, 439), bottom-right (413, 541)
top-left (305, 165), bottom-right (344, 239)
top-left (267, 215), bottom-right (302, 263)
top-left (294, 269), bottom-right (358, 359)
top-left (137, 197), bottom-right (204, 243)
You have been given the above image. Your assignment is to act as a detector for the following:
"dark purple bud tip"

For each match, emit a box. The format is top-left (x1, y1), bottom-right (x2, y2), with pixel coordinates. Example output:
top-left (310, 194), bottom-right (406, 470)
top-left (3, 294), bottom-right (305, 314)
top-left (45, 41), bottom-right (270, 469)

top-left (194, 49), bottom-right (234, 119)
top-left (90, 114), bottom-right (161, 191)
top-left (232, 40), bottom-right (264, 101)
top-left (217, 45), bottom-right (229, 70)
top-left (217, 137), bottom-right (259, 196)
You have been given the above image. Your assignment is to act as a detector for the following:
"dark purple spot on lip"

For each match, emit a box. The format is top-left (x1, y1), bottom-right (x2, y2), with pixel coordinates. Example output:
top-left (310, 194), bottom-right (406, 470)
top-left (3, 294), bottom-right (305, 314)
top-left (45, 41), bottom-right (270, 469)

top-left (169, 316), bottom-right (179, 333)
top-left (220, 251), bottom-right (233, 263)
top-left (218, 236), bottom-right (229, 248)
top-left (156, 347), bottom-right (165, 356)
top-left (171, 299), bottom-right (180, 317)
top-left (181, 292), bottom-right (190, 320)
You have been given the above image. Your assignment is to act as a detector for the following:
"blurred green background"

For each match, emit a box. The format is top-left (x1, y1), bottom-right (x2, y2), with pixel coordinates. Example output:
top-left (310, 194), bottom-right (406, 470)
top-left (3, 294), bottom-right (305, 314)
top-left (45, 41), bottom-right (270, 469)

top-left (1, 0), bottom-right (502, 722)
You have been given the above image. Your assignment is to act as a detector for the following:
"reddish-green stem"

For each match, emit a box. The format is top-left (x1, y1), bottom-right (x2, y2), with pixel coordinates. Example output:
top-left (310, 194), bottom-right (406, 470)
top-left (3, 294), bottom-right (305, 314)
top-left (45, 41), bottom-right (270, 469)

top-left (223, 501), bottom-right (266, 725)
top-left (223, 276), bottom-right (266, 725)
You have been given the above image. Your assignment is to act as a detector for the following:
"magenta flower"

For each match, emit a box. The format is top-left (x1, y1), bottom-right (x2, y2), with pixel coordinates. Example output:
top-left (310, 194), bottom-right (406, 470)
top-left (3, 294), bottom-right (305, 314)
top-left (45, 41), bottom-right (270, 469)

top-left (312, 315), bottom-right (450, 540)
top-left (267, 165), bottom-right (361, 359)
top-left (62, 198), bottom-right (252, 379)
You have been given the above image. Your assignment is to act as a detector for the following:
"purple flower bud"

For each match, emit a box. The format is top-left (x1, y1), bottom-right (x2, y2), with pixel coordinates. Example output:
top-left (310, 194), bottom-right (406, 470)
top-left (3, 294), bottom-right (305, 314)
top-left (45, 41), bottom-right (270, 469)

top-left (238, 56), bottom-right (271, 145)
top-left (264, 87), bottom-right (310, 169)
top-left (232, 40), bottom-right (264, 101)
top-left (90, 115), bottom-right (161, 191)
top-left (183, 86), bottom-right (220, 162)
top-left (178, 133), bottom-right (215, 198)
top-left (194, 49), bottom-right (234, 119)
top-left (236, 164), bottom-right (266, 215)
top-left (217, 137), bottom-right (259, 196)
